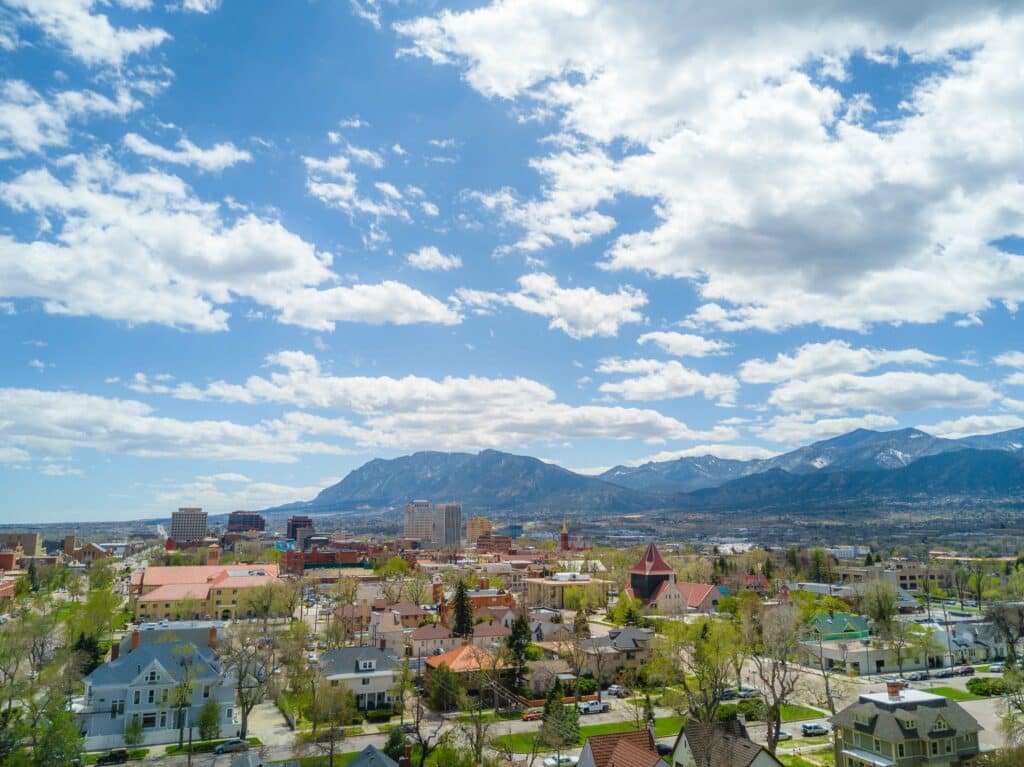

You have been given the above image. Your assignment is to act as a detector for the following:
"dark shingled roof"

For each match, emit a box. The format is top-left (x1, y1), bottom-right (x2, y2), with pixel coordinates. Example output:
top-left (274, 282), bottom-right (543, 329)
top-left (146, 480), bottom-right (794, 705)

top-left (832, 692), bottom-right (981, 742)
top-left (672, 719), bottom-right (781, 767)
top-left (347, 745), bottom-right (398, 767)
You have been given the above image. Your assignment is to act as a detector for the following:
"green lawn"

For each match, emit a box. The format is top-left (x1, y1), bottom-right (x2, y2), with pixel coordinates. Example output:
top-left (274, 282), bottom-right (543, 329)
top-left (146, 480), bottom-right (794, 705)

top-left (455, 710), bottom-right (523, 724)
top-left (491, 716), bottom-right (687, 753)
top-left (83, 749), bottom-right (148, 764)
top-left (924, 686), bottom-right (984, 702)
top-left (781, 704), bottom-right (826, 722)
top-left (779, 753), bottom-right (835, 767)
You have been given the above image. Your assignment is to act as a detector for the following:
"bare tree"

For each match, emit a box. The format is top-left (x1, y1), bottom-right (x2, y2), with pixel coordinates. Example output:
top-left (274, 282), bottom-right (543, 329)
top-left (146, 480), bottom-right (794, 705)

top-left (408, 695), bottom-right (445, 767)
top-left (800, 629), bottom-right (848, 717)
top-left (296, 684), bottom-right (355, 767)
top-left (742, 604), bottom-right (803, 755)
top-left (222, 625), bottom-right (273, 738)
top-left (988, 603), bottom-right (1024, 664)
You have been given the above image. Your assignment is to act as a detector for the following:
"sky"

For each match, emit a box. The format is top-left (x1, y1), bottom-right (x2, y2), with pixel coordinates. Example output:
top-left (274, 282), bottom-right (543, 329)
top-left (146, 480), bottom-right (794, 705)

top-left (2, 0), bottom-right (1024, 522)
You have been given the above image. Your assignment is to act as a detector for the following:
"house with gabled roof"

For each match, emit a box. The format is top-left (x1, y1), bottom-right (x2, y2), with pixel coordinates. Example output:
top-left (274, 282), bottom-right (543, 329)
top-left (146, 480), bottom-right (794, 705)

top-left (320, 646), bottom-right (400, 711)
top-left (671, 719), bottom-right (782, 767)
top-left (77, 639), bottom-right (235, 750)
top-left (809, 612), bottom-right (869, 641)
top-left (578, 728), bottom-right (668, 767)
top-left (624, 543), bottom-right (686, 614)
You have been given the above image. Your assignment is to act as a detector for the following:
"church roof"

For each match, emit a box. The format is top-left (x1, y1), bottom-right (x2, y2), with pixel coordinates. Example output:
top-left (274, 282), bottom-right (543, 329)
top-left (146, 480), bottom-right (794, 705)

top-left (630, 543), bottom-right (674, 577)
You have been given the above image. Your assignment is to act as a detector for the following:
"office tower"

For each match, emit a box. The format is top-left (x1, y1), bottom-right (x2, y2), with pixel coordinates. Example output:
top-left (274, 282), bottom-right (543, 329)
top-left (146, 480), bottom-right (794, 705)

top-left (432, 502), bottom-right (462, 548)
top-left (287, 515), bottom-right (314, 541)
top-left (465, 516), bottom-right (492, 546)
top-left (170, 507), bottom-right (208, 544)
top-left (404, 501), bottom-right (434, 541)
top-left (227, 511), bottom-right (266, 533)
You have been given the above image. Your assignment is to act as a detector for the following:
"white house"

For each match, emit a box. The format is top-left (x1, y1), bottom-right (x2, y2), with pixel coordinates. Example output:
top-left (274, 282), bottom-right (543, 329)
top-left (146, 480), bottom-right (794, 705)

top-left (320, 646), bottom-right (401, 711)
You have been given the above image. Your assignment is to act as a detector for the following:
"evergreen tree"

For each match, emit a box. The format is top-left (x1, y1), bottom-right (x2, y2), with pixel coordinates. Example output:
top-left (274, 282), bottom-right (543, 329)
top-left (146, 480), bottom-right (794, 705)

top-left (762, 556), bottom-right (774, 580)
top-left (429, 663), bottom-right (462, 712)
top-left (123, 716), bottom-right (144, 749)
top-left (33, 704), bottom-right (83, 767)
top-left (197, 699), bottom-right (222, 742)
top-left (864, 553), bottom-right (874, 566)
top-left (27, 559), bottom-right (38, 593)
top-left (452, 581), bottom-right (473, 638)
top-left (539, 680), bottom-right (579, 752)
top-left (505, 614), bottom-right (532, 691)
top-left (383, 726), bottom-right (407, 761)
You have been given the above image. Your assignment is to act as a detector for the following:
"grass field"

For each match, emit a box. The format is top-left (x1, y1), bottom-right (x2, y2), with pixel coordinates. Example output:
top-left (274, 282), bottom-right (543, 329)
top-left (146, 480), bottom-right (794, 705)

top-left (781, 704), bottom-right (825, 722)
top-left (924, 686), bottom-right (984, 702)
top-left (491, 715), bottom-right (687, 753)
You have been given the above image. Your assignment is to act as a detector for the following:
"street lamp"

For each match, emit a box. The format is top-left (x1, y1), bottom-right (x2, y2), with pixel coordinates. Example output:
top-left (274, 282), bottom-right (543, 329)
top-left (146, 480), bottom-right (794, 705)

top-left (861, 639), bottom-right (871, 679)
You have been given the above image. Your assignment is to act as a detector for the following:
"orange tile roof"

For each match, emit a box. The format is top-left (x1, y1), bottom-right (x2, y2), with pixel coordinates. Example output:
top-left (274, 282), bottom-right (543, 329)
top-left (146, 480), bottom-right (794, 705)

top-left (425, 643), bottom-right (503, 673)
top-left (584, 730), bottom-right (657, 767)
top-left (134, 564), bottom-right (279, 589)
top-left (137, 583), bottom-right (211, 602)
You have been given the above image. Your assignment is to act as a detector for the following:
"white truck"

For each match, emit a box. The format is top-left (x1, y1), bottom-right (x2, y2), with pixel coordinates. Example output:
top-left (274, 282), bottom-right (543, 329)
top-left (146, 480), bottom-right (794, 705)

top-left (576, 700), bottom-right (611, 715)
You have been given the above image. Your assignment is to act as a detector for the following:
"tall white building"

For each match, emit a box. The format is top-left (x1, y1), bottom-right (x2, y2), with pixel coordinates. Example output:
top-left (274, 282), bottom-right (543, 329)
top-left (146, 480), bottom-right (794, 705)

top-left (432, 502), bottom-right (462, 548)
top-left (404, 500), bottom-right (433, 541)
top-left (170, 507), bottom-right (208, 544)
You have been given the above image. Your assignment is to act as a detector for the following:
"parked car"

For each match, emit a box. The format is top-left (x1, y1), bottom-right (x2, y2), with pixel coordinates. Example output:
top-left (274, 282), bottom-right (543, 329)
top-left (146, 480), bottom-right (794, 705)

top-left (989, 663), bottom-right (1006, 673)
top-left (213, 740), bottom-right (249, 755)
top-left (577, 700), bottom-right (610, 715)
top-left (906, 670), bottom-right (930, 681)
top-left (716, 688), bottom-right (738, 701)
top-left (737, 686), bottom-right (760, 698)
top-left (655, 742), bottom-right (673, 756)
top-left (398, 722), bottom-right (417, 734)
top-left (801, 723), bottom-right (830, 737)
top-left (606, 684), bottom-right (627, 697)
top-left (935, 667), bottom-right (956, 678)
top-left (95, 750), bottom-right (129, 765)
top-left (956, 666), bottom-right (975, 676)
top-left (776, 731), bottom-right (792, 742)
top-left (522, 709), bottom-right (543, 721)
top-left (542, 757), bottom-right (578, 767)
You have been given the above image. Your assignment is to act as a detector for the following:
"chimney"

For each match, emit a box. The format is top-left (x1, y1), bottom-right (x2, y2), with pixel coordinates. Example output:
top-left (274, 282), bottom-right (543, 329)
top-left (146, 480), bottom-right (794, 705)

top-left (886, 680), bottom-right (903, 700)
top-left (432, 582), bottom-right (443, 604)
top-left (399, 746), bottom-right (411, 767)
top-left (478, 577), bottom-right (490, 590)
top-left (209, 626), bottom-right (218, 651)
top-left (380, 638), bottom-right (386, 651)
top-left (64, 535), bottom-right (76, 556)
top-left (130, 631), bottom-right (140, 652)
top-left (111, 643), bottom-right (120, 661)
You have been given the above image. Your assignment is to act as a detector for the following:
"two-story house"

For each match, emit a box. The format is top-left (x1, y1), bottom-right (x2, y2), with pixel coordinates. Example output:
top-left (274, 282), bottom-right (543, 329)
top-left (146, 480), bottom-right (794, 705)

top-left (832, 683), bottom-right (981, 766)
top-left (320, 646), bottom-right (401, 711)
top-left (78, 640), bottom-right (235, 750)
top-left (579, 626), bottom-right (654, 682)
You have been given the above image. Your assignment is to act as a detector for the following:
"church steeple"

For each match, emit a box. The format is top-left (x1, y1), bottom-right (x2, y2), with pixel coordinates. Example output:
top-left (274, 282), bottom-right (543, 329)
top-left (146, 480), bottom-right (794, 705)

top-left (560, 520), bottom-right (569, 551)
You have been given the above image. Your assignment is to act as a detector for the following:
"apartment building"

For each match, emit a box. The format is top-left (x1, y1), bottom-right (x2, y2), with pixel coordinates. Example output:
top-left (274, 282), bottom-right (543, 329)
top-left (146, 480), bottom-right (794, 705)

top-left (404, 501), bottom-right (434, 542)
top-left (432, 503), bottom-right (462, 548)
top-left (170, 508), bottom-right (208, 544)
top-left (465, 516), bottom-right (492, 546)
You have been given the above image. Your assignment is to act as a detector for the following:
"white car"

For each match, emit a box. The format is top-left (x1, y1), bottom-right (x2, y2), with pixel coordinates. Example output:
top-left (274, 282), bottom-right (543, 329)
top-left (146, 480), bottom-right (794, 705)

top-left (542, 757), bottom-right (578, 767)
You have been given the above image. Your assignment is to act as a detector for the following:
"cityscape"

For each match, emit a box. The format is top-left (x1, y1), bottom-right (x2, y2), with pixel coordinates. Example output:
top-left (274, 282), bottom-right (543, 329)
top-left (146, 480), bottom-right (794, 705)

top-left (2, 2), bottom-right (1024, 767)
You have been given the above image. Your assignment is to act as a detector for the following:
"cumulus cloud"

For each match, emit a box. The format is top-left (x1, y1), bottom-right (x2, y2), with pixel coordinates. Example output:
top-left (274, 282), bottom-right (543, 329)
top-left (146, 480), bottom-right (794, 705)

top-left (637, 331), bottom-right (730, 358)
top-left (921, 414), bottom-right (1024, 439)
top-left (407, 246), bottom-right (461, 271)
top-left (124, 133), bottom-right (252, 172)
top-left (398, 3), bottom-right (1024, 332)
top-left (6, 0), bottom-right (169, 67)
top-left (597, 358), bottom-right (739, 405)
top-left (160, 350), bottom-right (739, 450)
top-left (455, 273), bottom-right (645, 339)
top-left (0, 154), bottom-right (457, 331)
top-left (767, 372), bottom-right (998, 415)
top-left (995, 351), bottom-right (1024, 368)
top-left (740, 340), bottom-right (944, 384)
top-left (751, 413), bottom-right (901, 445)
top-left (150, 474), bottom-right (325, 514)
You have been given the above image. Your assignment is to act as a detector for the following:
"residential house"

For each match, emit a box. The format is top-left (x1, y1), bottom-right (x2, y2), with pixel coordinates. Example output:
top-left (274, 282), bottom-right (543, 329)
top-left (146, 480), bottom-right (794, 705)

top-left (78, 640), bottom-right (235, 750)
top-left (525, 659), bottom-right (572, 696)
top-left (676, 582), bottom-right (722, 614)
top-left (580, 626), bottom-right (654, 682)
top-left (424, 644), bottom-right (506, 695)
top-left (578, 728), bottom-right (668, 767)
top-left (670, 719), bottom-right (782, 767)
top-left (808, 613), bottom-right (870, 641)
top-left (832, 683), bottom-right (981, 766)
top-left (348, 745), bottom-right (403, 767)
top-left (470, 620), bottom-right (511, 649)
top-left (409, 624), bottom-right (459, 658)
top-left (320, 646), bottom-right (401, 711)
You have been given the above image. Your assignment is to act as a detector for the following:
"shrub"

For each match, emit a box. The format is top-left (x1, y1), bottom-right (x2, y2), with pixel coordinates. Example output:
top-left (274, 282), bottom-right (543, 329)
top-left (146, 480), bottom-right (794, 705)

top-left (365, 708), bottom-right (394, 723)
top-left (967, 677), bottom-right (1013, 697)
top-left (737, 698), bottom-right (767, 721)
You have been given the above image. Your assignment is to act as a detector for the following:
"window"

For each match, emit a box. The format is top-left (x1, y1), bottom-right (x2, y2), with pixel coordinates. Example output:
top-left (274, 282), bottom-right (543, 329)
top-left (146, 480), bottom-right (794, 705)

top-left (133, 690), bottom-right (140, 705)
top-left (203, 685), bottom-right (211, 699)
top-left (161, 689), bottom-right (168, 703)
top-left (873, 738), bottom-right (880, 752)
top-left (362, 678), bottom-right (371, 685)
top-left (226, 708), bottom-right (233, 721)
top-left (142, 713), bottom-right (157, 729)
top-left (946, 739), bottom-right (953, 754)
top-left (148, 689), bottom-right (155, 703)
top-left (147, 670), bottom-right (158, 682)
top-left (932, 741), bottom-right (939, 755)
top-left (159, 712), bottom-right (167, 727)
top-left (898, 744), bottom-right (905, 757)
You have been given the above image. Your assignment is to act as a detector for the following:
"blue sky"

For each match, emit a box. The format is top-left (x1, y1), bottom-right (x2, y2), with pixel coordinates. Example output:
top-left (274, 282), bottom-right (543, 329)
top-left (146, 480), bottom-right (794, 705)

top-left (2, 0), bottom-right (1024, 522)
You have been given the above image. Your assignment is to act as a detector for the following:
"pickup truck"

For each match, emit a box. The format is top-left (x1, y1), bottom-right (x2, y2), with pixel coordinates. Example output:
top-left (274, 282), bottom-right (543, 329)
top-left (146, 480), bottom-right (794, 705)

top-left (577, 700), bottom-right (611, 715)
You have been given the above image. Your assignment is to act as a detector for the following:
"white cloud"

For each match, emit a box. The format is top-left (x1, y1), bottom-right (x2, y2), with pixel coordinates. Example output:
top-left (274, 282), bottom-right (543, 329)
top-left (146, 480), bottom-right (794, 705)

top-left (637, 331), bottom-right (730, 358)
top-left (740, 340), bottom-right (944, 384)
top-left (455, 272), bottom-right (646, 339)
top-left (407, 246), bottom-right (461, 272)
top-left (178, 0), bottom-right (221, 12)
top-left (0, 446), bottom-right (30, 463)
top-left (302, 152), bottom-right (408, 224)
top-left (751, 413), bottom-right (901, 445)
top-left (0, 301), bottom-right (14, 315)
top-left (124, 133), bottom-right (252, 172)
top-left (164, 350), bottom-right (739, 451)
top-left (597, 358), bottom-right (738, 405)
top-left (398, 4), bottom-right (1024, 332)
top-left (27, 359), bottom-right (48, 372)
top-left (151, 474), bottom-right (324, 513)
top-left (349, 0), bottom-right (382, 29)
top-left (392, 143), bottom-right (406, 156)
top-left (7, 0), bottom-right (169, 66)
top-left (921, 414), bottom-right (1024, 440)
top-left (768, 372), bottom-right (998, 415)
top-left (420, 201), bottom-right (439, 217)
top-left (0, 387), bottom-right (347, 463)
top-left (0, 154), bottom-right (455, 331)
top-left (1006, 373), bottom-right (1024, 386)
top-left (0, 79), bottom-right (136, 157)
top-left (994, 351), bottom-right (1024, 368)
top-left (347, 144), bottom-right (384, 168)
top-left (634, 443), bottom-right (779, 463)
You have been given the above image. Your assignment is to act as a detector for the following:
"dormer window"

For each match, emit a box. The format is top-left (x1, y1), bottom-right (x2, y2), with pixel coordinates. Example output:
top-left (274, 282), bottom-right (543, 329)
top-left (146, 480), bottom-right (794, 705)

top-left (359, 660), bottom-right (376, 671)
top-left (147, 670), bottom-right (159, 683)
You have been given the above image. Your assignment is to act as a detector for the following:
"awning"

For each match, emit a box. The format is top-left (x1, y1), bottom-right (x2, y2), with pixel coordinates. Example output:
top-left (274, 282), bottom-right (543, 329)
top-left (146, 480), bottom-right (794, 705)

top-left (841, 747), bottom-right (896, 767)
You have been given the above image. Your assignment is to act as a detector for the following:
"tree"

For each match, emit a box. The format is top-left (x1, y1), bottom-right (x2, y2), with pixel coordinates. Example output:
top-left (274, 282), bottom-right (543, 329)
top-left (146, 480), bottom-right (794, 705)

top-left (391, 658), bottom-right (413, 723)
top-left (861, 581), bottom-right (898, 635)
top-left (297, 685), bottom-right (355, 767)
top-left (383, 726), bottom-right (407, 761)
top-left (222, 626), bottom-right (273, 738)
top-left (169, 646), bottom-right (198, 748)
top-left (505, 613), bottom-right (532, 691)
top-left (238, 582), bottom-right (287, 632)
top-left (453, 581), bottom-right (474, 638)
top-left (408, 694), bottom-right (445, 767)
top-left (988, 603), bottom-right (1024, 665)
top-left (538, 681), bottom-right (579, 755)
top-left (429, 663), bottom-right (463, 712)
top-left (952, 566), bottom-right (971, 608)
top-left (799, 626), bottom-right (848, 718)
top-left (197, 699), bottom-right (222, 742)
top-left (979, 745), bottom-right (1024, 766)
top-left (405, 570), bottom-right (430, 606)
top-left (33, 703), bottom-right (83, 767)
top-left (88, 558), bottom-right (115, 591)
top-left (742, 603), bottom-right (803, 755)
top-left (27, 560), bottom-right (38, 593)
top-left (123, 715), bottom-right (144, 749)
top-left (673, 618), bottom-right (737, 723)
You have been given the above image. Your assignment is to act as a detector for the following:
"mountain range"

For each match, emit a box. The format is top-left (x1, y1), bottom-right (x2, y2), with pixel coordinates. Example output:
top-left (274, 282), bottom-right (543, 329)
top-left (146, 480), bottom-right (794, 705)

top-left (267, 427), bottom-right (1024, 516)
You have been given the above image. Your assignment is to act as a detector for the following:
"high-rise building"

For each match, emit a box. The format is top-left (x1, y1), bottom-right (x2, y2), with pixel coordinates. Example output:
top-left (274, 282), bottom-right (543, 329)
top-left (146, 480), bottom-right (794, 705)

top-left (404, 501), bottom-right (433, 541)
top-left (170, 508), bottom-right (208, 544)
top-left (287, 516), bottom-right (314, 541)
top-left (465, 516), bottom-right (492, 546)
top-left (432, 502), bottom-right (462, 548)
top-left (227, 511), bottom-right (266, 533)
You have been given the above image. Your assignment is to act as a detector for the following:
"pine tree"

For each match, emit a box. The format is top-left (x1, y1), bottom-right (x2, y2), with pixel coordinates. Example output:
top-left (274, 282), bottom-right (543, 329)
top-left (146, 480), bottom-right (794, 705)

top-left (506, 613), bottom-right (532, 690)
top-left (452, 581), bottom-right (473, 637)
